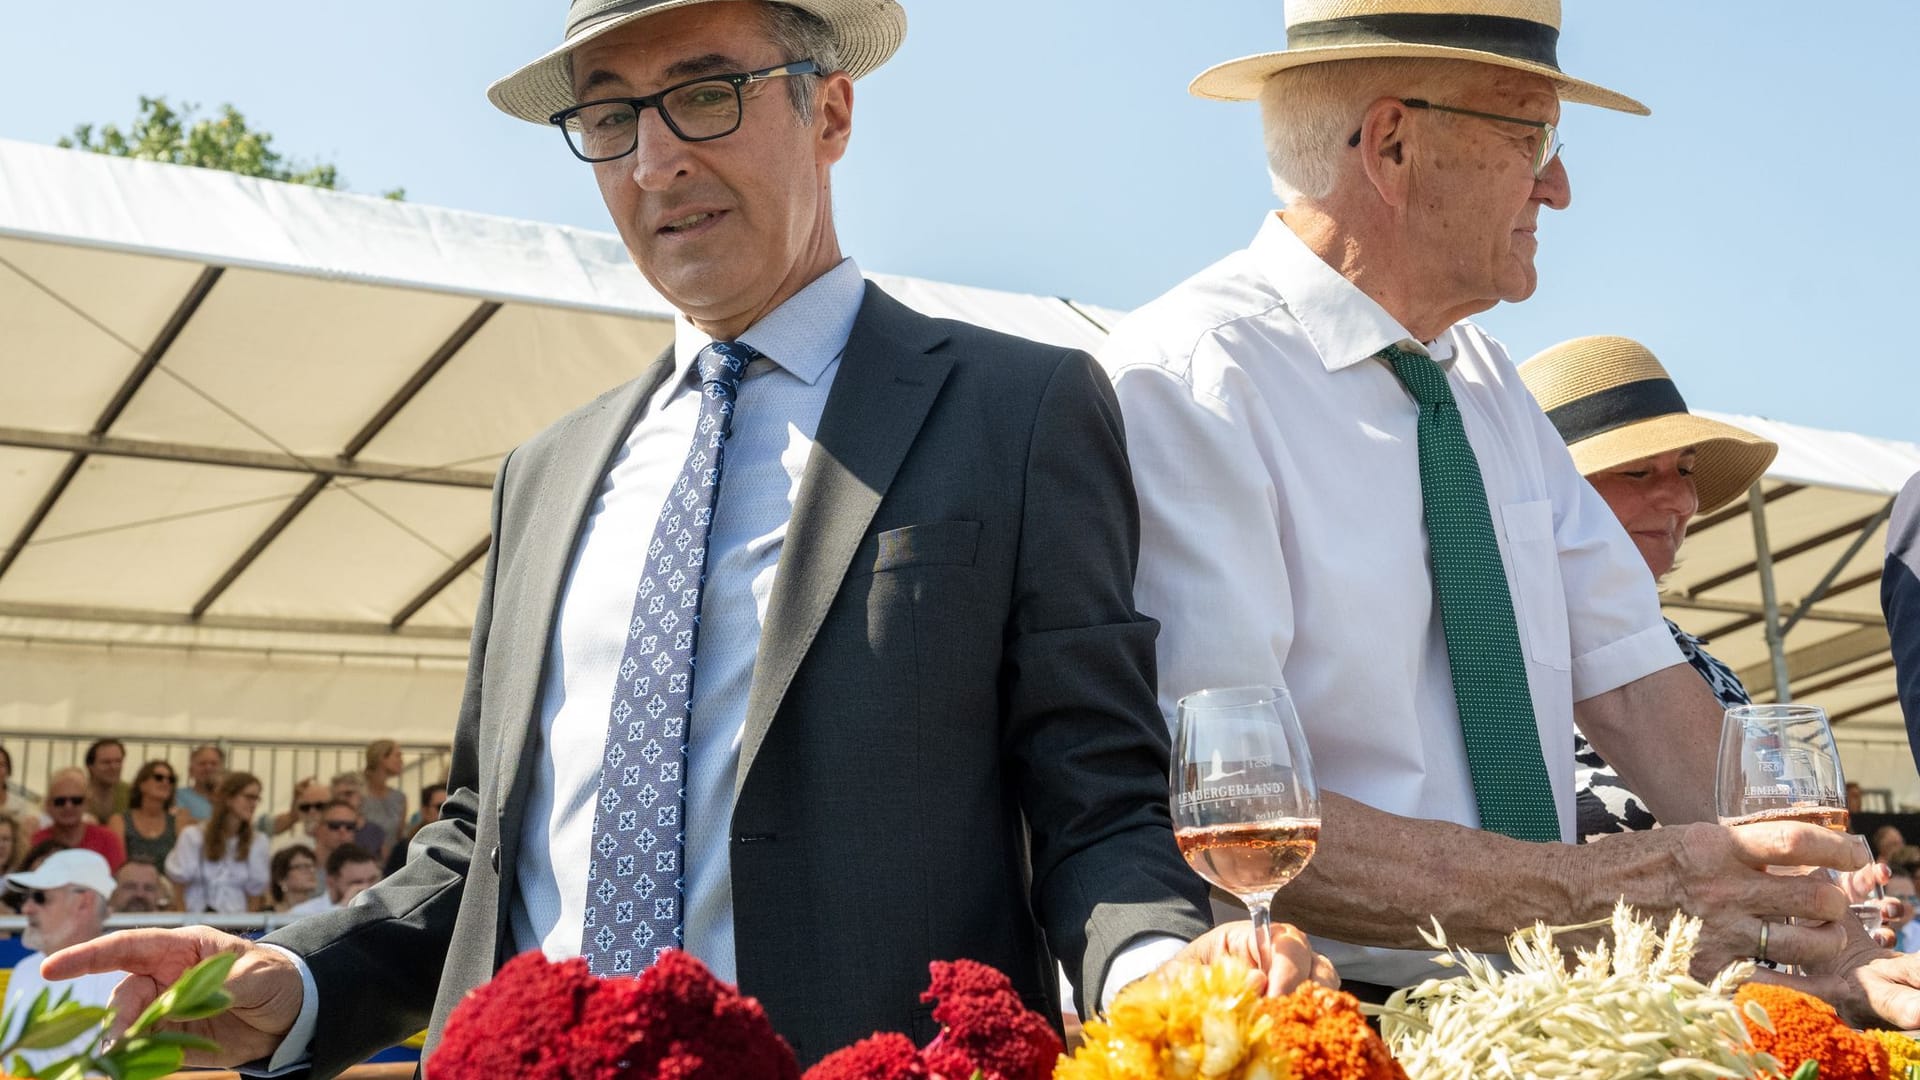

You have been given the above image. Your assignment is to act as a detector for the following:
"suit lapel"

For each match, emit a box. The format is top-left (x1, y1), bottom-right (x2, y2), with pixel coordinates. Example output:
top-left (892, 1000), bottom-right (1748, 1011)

top-left (734, 284), bottom-right (952, 798)
top-left (491, 347), bottom-right (676, 838)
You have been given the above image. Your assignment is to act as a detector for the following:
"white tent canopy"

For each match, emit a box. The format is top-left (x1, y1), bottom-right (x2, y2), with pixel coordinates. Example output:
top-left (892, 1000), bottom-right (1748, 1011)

top-left (3, 138), bottom-right (1915, 798)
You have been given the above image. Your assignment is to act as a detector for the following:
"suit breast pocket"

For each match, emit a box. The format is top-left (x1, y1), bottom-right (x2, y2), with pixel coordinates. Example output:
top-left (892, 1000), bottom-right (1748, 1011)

top-left (1500, 499), bottom-right (1572, 671)
top-left (868, 520), bottom-right (981, 573)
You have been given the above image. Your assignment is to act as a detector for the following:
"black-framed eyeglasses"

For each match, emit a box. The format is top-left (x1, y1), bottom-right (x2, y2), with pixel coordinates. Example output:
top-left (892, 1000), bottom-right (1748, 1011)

top-left (1347, 98), bottom-right (1563, 179)
top-left (550, 59), bottom-right (820, 163)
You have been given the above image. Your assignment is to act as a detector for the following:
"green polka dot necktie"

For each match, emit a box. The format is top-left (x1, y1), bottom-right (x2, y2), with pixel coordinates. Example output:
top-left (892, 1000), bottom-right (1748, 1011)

top-left (1382, 344), bottom-right (1560, 843)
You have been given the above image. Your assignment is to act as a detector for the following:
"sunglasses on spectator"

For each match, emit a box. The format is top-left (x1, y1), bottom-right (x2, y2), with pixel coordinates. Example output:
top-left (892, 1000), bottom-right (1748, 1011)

top-left (297, 801), bottom-right (328, 812)
top-left (24, 888), bottom-right (78, 905)
top-left (149, 773), bottom-right (176, 784)
top-left (322, 820), bottom-right (358, 831)
top-left (49, 795), bottom-right (85, 808)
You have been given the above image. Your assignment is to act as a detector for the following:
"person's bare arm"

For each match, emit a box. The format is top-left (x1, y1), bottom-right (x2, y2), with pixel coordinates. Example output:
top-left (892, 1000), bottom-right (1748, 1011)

top-left (1274, 791), bottom-right (1859, 977)
top-left (1572, 663), bottom-right (1724, 824)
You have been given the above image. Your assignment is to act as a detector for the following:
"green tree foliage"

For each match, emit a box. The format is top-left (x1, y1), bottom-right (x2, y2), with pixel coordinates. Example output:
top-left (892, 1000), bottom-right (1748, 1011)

top-left (59, 96), bottom-right (403, 199)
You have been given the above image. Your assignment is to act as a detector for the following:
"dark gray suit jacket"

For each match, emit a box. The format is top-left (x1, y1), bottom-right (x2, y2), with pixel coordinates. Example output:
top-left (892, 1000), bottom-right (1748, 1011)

top-left (266, 283), bottom-right (1210, 1073)
top-left (1887, 470), bottom-right (1920, 771)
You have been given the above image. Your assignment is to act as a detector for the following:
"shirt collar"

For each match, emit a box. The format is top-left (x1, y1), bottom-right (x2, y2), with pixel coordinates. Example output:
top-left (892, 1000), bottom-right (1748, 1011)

top-left (1249, 212), bottom-right (1456, 372)
top-left (670, 257), bottom-right (865, 387)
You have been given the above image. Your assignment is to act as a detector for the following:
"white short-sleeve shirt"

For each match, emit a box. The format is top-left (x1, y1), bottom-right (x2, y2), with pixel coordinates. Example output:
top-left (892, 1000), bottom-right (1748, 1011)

top-left (1099, 213), bottom-right (1682, 986)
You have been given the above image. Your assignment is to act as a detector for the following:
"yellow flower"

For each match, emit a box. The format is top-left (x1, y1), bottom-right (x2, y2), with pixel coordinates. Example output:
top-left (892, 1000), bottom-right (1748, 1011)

top-left (1055, 957), bottom-right (1290, 1080)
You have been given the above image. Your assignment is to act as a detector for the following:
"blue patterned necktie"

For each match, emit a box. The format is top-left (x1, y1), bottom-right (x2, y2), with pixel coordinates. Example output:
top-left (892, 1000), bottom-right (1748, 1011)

top-left (581, 339), bottom-right (753, 975)
top-left (1382, 344), bottom-right (1560, 843)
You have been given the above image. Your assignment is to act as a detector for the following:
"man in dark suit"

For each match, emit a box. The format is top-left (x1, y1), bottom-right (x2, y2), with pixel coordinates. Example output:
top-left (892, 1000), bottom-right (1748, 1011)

top-left (50, 1), bottom-right (1316, 1072)
top-left (1889, 470), bottom-right (1920, 770)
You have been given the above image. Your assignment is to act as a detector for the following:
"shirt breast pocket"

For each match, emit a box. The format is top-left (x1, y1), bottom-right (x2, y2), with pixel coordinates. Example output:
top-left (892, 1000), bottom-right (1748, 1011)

top-left (1500, 499), bottom-right (1572, 671)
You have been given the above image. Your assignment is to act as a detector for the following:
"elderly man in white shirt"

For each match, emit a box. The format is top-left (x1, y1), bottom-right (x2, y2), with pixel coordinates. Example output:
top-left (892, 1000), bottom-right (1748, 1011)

top-left (1, 851), bottom-right (126, 1072)
top-left (1102, 0), bottom-right (1920, 1027)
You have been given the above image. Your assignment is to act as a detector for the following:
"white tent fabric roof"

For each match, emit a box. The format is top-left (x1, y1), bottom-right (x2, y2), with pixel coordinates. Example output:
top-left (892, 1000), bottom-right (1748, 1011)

top-left (2, 138), bottom-right (1914, 793)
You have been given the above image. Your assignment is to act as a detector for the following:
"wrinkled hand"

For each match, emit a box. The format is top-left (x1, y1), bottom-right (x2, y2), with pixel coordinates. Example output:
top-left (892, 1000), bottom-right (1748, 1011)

top-left (1602, 821), bottom-right (1862, 978)
top-left (1756, 912), bottom-right (1920, 1029)
top-left (1166, 920), bottom-right (1337, 997)
top-left (41, 926), bottom-right (303, 1068)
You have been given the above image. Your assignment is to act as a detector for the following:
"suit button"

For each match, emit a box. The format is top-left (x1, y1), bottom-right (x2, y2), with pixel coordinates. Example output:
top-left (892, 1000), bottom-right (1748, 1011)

top-left (489, 845), bottom-right (500, 872)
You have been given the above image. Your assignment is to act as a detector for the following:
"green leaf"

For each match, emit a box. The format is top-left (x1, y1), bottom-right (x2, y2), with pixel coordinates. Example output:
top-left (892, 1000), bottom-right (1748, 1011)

top-left (128, 952), bottom-right (237, 1036)
top-left (123, 1029), bottom-right (220, 1052)
top-left (1791, 1060), bottom-right (1820, 1080)
top-left (108, 1038), bottom-right (188, 1080)
top-left (11, 1004), bottom-right (110, 1049)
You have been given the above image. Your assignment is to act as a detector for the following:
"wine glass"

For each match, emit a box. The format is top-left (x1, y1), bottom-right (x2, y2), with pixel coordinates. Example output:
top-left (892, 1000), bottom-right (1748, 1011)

top-left (1715, 703), bottom-right (1859, 967)
top-left (1170, 685), bottom-right (1320, 946)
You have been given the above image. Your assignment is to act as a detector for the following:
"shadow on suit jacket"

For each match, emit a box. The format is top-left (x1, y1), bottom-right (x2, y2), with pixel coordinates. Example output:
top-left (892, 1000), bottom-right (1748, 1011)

top-left (264, 282), bottom-right (1211, 1075)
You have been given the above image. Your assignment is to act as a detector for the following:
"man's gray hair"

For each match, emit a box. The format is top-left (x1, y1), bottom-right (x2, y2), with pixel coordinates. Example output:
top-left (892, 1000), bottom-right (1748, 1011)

top-left (1258, 58), bottom-right (1489, 205)
top-left (760, 2), bottom-right (843, 122)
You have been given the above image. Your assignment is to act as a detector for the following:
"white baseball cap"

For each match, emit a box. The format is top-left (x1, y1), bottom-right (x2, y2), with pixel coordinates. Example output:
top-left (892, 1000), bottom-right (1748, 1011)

top-left (7, 850), bottom-right (115, 900)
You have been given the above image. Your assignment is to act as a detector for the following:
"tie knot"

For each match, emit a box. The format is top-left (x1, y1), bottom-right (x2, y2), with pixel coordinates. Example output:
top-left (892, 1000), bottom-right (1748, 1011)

top-left (698, 340), bottom-right (758, 397)
top-left (1380, 344), bottom-right (1453, 410)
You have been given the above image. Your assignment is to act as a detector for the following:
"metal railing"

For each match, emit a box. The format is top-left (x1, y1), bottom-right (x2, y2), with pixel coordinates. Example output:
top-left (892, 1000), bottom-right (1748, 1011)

top-left (0, 732), bottom-right (452, 824)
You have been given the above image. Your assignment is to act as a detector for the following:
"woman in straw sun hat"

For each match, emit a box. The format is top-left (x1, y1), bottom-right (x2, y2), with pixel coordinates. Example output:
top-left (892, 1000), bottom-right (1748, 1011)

top-left (1519, 336), bottom-right (1776, 842)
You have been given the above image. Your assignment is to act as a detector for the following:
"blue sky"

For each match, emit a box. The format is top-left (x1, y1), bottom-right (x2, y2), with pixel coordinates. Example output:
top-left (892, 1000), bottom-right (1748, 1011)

top-left (3, 2), bottom-right (1913, 441)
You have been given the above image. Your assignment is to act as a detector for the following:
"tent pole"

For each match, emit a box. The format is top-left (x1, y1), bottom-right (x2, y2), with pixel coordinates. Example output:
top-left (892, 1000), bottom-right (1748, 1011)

top-left (1748, 483), bottom-right (1792, 702)
top-left (1778, 496), bottom-right (1896, 639)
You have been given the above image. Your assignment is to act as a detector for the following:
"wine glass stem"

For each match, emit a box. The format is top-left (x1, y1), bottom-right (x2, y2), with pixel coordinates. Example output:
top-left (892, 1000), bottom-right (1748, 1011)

top-left (1248, 898), bottom-right (1274, 964)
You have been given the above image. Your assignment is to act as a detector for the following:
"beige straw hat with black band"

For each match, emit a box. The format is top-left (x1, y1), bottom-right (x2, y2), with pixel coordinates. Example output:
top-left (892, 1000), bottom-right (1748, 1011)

top-left (488, 0), bottom-right (907, 125)
top-left (1519, 336), bottom-right (1778, 516)
top-left (1190, 0), bottom-right (1647, 115)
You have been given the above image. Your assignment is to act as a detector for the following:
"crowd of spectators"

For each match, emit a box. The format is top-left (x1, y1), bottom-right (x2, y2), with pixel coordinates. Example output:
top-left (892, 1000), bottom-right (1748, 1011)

top-left (0, 738), bottom-right (445, 926)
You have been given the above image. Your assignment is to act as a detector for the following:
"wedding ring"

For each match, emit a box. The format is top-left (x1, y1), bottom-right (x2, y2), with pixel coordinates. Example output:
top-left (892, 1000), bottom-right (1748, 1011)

top-left (1757, 919), bottom-right (1770, 964)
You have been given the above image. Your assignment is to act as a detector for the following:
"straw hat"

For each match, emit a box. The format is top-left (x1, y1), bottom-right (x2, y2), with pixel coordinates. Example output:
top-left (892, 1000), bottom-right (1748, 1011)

top-left (1190, 0), bottom-right (1647, 115)
top-left (488, 0), bottom-right (907, 125)
top-left (1519, 336), bottom-right (1777, 515)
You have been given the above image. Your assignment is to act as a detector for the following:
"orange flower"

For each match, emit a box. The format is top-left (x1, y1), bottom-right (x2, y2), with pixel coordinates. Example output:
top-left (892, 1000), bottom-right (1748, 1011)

top-left (1735, 983), bottom-right (1890, 1080)
top-left (1258, 984), bottom-right (1406, 1080)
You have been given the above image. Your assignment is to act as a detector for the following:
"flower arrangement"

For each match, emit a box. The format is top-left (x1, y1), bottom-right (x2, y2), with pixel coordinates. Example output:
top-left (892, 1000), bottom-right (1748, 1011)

top-left (1736, 983), bottom-right (1890, 1080)
top-left (0, 953), bottom-right (235, 1080)
top-left (433, 949), bottom-right (800, 1079)
top-left (1054, 954), bottom-right (1400, 1080)
top-left (1376, 901), bottom-right (1778, 1080)
top-left (805, 959), bottom-right (1062, 1080)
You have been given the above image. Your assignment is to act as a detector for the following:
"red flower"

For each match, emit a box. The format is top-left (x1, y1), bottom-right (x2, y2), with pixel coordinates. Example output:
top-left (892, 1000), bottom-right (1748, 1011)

top-left (803, 1033), bottom-right (930, 1080)
top-left (435, 949), bottom-right (800, 1080)
top-left (917, 960), bottom-right (1063, 1080)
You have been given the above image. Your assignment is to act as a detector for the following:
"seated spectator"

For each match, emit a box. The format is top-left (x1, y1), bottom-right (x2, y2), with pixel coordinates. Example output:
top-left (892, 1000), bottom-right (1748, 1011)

top-left (268, 779), bottom-right (332, 855)
top-left (0, 811), bottom-right (21, 875)
top-left (1519, 339), bottom-right (1778, 841)
top-left (80, 738), bottom-right (129, 825)
top-left (0, 744), bottom-right (41, 833)
top-left (109, 857), bottom-right (169, 914)
top-left (360, 740), bottom-right (408, 863)
top-left (31, 768), bottom-right (125, 872)
top-left (107, 760), bottom-right (194, 871)
top-left (289, 843), bottom-right (381, 915)
top-left (1890, 858), bottom-right (1920, 954)
top-left (0, 851), bottom-right (125, 1071)
top-left (165, 772), bottom-right (269, 914)
top-left (1877, 825), bottom-right (1910, 861)
top-left (329, 771), bottom-right (386, 858)
top-left (308, 800), bottom-right (362, 894)
top-left (176, 744), bottom-right (224, 821)
top-left (385, 782), bottom-right (446, 877)
top-left (269, 845), bottom-right (320, 913)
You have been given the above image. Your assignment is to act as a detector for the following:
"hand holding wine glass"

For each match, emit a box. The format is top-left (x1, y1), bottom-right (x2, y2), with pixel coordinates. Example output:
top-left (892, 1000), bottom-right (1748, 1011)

top-left (1715, 703), bottom-right (1869, 967)
top-left (1171, 685), bottom-right (1320, 952)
